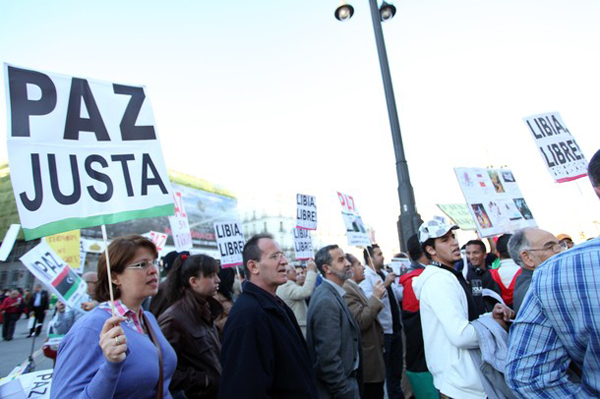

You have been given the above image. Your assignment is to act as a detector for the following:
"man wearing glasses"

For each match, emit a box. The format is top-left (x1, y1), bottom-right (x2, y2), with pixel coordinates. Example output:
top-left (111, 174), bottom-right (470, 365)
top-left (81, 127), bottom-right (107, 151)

top-left (219, 233), bottom-right (318, 398)
top-left (507, 228), bottom-right (566, 313)
top-left (506, 149), bottom-right (600, 397)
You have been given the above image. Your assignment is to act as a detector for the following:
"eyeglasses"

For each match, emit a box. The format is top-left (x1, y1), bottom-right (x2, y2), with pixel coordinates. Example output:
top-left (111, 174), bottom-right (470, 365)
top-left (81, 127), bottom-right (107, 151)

top-left (125, 259), bottom-right (159, 270)
top-left (267, 252), bottom-right (286, 261)
top-left (527, 241), bottom-right (567, 254)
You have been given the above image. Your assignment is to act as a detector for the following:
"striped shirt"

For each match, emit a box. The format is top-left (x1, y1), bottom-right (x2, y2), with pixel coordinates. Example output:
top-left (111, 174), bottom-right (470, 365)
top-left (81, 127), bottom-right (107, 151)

top-left (506, 238), bottom-right (600, 398)
top-left (98, 300), bottom-right (145, 334)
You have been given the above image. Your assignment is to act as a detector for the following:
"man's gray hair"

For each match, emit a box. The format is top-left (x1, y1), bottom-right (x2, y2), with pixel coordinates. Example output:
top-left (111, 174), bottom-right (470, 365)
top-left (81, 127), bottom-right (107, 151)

top-left (508, 229), bottom-right (531, 267)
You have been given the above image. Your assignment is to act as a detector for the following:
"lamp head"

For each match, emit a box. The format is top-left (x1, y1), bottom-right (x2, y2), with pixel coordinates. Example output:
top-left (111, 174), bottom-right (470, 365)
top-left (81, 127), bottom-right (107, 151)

top-left (335, 3), bottom-right (354, 21)
top-left (379, 1), bottom-right (396, 21)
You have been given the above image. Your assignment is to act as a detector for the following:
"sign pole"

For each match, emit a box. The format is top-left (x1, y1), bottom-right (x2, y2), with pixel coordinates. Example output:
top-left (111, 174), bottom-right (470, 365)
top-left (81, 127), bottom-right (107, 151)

top-left (101, 225), bottom-right (116, 317)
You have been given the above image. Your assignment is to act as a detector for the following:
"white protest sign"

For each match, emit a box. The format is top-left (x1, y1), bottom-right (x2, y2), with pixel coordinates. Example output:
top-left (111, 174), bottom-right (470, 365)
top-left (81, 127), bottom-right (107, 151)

top-left (19, 241), bottom-right (87, 308)
top-left (454, 167), bottom-right (537, 237)
top-left (79, 238), bottom-right (86, 272)
top-left (4, 64), bottom-right (174, 240)
top-left (293, 228), bottom-right (314, 260)
top-left (296, 193), bottom-right (317, 230)
top-left (523, 112), bottom-right (588, 183)
top-left (337, 192), bottom-right (371, 247)
top-left (214, 221), bottom-right (245, 267)
top-left (143, 230), bottom-right (168, 254)
top-left (0, 369), bottom-right (53, 399)
top-left (168, 191), bottom-right (192, 251)
top-left (0, 224), bottom-right (20, 261)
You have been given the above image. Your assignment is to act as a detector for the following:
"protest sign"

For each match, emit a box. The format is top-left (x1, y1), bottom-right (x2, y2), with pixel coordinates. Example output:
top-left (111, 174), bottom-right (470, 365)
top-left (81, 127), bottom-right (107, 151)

top-left (20, 241), bottom-right (87, 308)
top-left (523, 112), bottom-right (588, 183)
top-left (293, 228), bottom-right (314, 260)
top-left (296, 193), bottom-right (317, 230)
top-left (168, 191), bottom-right (192, 251)
top-left (79, 238), bottom-right (86, 271)
top-left (143, 230), bottom-right (168, 254)
top-left (44, 230), bottom-right (81, 271)
top-left (214, 221), bottom-right (245, 267)
top-left (454, 167), bottom-right (537, 237)
top-left (337, 192), bottom-right (371, 247)
top-left (0, 369), bottom-right (53, 399)
top-left (4, 64), bottom-right (174, 240)
top-left (0, 224), bottom-right (20, 261)
top-left (437, 204), bottom-right (477, 230)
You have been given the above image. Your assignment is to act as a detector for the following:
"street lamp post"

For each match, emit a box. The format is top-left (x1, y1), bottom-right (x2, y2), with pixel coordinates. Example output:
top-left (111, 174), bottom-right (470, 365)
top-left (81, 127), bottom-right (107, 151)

top-left (335, 0), bottom-right (423, 251)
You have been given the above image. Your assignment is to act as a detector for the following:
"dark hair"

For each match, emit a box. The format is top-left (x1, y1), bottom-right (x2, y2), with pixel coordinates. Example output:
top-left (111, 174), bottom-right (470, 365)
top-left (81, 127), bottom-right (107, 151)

top-left (362, 244), bottom-right (380, 265)
top-left (465, 240), bottom-right (486, 254)
top-left (421, 238), bottom-right (436, 260)
top-left (407, 234), bottom-right (423, 261)
top-left (589, 149), bottom-right (600, 187)
top-left (496, 234), bottom-right (512, 259)
top-left (163, 254), bottom-right (219, 306)
top-left (242, 233), bottom-right (274, 278)
top-left (217, 267), bottom-right (235, 301)
top-left (315, 245), bottom-right (339, 275)
top-left (96, 235), bottom-right (158, 302)
top-left (345, 253), bottom-right (358, 265)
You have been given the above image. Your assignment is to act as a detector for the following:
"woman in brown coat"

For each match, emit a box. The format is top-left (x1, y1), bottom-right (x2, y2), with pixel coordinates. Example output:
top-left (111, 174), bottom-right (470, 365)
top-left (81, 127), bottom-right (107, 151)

top-left (158, 254), bottom-right (223, 399)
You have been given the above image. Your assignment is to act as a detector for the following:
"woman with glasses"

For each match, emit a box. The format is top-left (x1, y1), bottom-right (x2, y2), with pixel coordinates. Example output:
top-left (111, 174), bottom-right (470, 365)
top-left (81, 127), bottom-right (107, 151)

top-left (158, 254), bottom-right (223, 399)
top-left (51, 235), bottom-right (177, 399)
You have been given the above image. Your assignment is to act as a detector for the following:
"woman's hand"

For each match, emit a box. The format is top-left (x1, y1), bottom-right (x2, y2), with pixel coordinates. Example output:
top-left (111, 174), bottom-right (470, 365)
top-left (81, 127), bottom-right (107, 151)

top-left (99, 316), bottom-right (127, 363)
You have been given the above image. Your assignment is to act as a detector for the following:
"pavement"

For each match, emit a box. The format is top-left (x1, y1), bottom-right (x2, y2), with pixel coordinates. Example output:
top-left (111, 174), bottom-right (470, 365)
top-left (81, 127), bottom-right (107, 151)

top-left (1, 315), bottom-right (54, 377)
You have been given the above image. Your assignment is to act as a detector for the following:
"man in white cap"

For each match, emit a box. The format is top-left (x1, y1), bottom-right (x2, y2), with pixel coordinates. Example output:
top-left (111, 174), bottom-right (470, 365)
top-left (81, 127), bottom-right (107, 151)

top-left (412, 218), bottom-right (513, 399)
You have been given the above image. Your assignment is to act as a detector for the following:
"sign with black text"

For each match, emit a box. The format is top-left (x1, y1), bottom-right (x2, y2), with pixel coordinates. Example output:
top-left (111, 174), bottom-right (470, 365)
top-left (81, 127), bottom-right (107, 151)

top-left (4, 64), bottom-right (174, 240)
top-left (296, 193), bottom-right (317, 230)
top-left (293, 228), bottom-right (313, 260)
top-left (523, 111), bottom-right (588, 183)
top-left (213, 221), bottom-right (245, 267)
top-left (19, 241), bottom-right (87, 308)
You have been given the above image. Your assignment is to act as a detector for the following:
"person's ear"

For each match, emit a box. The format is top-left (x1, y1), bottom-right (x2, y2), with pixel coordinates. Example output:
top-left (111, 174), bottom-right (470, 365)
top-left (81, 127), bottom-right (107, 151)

top-left (520, 251), bottom-right (535, 268)
top-left (188, 276), bottom-right (198, 289)
top-left (247, 260), bottom-right (260, 276)
top-left (425, 245), bottom-right (436, 258)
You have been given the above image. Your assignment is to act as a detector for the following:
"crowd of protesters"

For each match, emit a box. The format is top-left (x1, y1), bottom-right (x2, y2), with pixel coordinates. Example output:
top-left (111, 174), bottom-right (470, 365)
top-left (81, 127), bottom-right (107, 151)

top-left (0, 149), bottom-right (595, 398)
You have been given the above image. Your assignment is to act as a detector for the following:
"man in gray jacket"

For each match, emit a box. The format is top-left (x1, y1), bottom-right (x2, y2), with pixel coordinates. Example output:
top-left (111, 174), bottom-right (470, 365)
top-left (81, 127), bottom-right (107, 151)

top-left (307, 245), bottom-right (362, 399)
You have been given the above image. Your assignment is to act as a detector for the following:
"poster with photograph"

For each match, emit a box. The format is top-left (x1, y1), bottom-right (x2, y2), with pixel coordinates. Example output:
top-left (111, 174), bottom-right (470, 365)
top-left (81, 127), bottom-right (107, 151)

top-left (337, 192), bottom-right (371, 247)
top-left (454, 167), bottom-right (537, 237)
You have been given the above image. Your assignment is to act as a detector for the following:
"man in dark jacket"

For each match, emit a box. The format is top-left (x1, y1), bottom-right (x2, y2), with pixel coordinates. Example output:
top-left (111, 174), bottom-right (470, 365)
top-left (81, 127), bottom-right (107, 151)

top-left (307, 245), bottom-right (362, 399)
top-left (28, 284), bottom-right (49, 337)
top-left (219, 233), bottom-right (318, 399)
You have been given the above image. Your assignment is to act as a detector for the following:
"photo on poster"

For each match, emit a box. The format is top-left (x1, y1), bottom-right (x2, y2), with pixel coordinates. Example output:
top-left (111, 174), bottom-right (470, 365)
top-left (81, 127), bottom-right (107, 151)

top-left (471, 204), bottom-right (493, 228)
top-left (341, 213), bottom-right (367, 233)
top-left (501, 171), bottom-right (516, 183)
top-left (513, 198), bottom-right (534, 220)
top-left (488, 171), bottom-right (505, 193)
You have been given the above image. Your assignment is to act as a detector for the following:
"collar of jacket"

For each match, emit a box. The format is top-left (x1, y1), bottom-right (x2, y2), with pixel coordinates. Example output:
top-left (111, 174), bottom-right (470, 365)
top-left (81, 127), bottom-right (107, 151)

top-left (243, 281), bottom-right (287, 316)
top-left (181, 289), bottom-right (222, 324)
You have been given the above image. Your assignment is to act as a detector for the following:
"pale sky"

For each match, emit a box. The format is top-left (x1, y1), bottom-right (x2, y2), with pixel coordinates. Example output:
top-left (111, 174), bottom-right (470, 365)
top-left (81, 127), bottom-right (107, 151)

top-left (1, 0), bottom-right (599, 255)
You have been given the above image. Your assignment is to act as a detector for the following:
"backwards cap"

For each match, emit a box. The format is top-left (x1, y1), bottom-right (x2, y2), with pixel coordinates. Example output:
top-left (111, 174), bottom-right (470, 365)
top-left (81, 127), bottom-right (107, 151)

top-left (418, 217), bottom-right (458, 244)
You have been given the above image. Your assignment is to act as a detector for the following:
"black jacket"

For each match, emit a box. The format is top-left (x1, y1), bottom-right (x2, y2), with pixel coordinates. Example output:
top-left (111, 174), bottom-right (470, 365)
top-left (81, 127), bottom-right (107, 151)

top-left (219, 281), bottom-right (318, 399)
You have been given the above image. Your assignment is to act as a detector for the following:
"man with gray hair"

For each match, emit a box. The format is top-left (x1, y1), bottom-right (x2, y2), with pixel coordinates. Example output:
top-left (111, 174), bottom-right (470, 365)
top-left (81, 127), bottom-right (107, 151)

top-left (507, 228), bottom-right (565, 313)
top-left (506, 149), bottom-right (600, 396)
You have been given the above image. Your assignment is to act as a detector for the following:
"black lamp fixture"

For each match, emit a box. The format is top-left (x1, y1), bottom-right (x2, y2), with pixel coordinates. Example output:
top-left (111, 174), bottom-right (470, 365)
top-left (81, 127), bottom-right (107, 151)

top-left (379, 1), bottom-right (396, 21)
top-left (334, 2), bottom-right (355, 21)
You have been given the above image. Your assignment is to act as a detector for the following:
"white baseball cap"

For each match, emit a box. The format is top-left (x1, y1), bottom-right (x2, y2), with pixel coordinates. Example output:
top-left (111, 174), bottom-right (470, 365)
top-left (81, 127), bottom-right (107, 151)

top-left (418, 217), bottom-right (459, 244)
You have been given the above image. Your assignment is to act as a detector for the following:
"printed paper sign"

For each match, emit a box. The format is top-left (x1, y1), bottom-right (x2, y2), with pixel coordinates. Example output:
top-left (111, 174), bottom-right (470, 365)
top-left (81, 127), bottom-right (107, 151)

top-left (214, 221), bottom-right (245, 267)
top-left (20, 241), bottom-right (87, 308)
top-left (4, 64), bottom-right (174, 240)
top-left (0, 224), bottom-right (20, 261)
top-left (143, 231), bottom-right (168, 253)
top-left (523, 112), bottom-right (588, 183)
top-left (168, 191), bottom-right (192, 251)
top-left (337, 192), bottom-right (371, 247)
top-left (437, 204), bottom-right (477, 230)
top-left (79, 239), bottom-right (86, 273)
top-left (44, 230), bottom-right (81, 271)
top-left (293, 228), bottom-right (314, 260)
top-left (454, 167), bottom-right (537, 237)
top-left (296, 193), bottom-right (317, 230)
